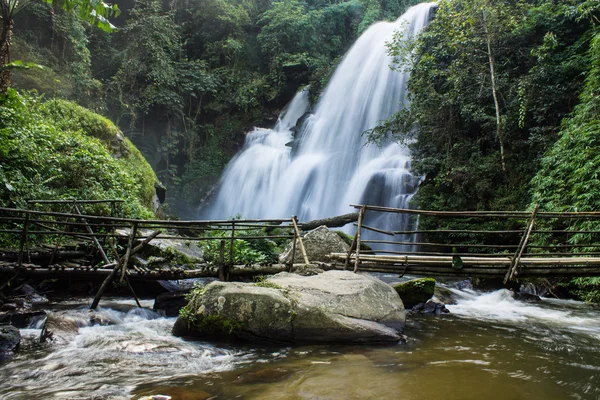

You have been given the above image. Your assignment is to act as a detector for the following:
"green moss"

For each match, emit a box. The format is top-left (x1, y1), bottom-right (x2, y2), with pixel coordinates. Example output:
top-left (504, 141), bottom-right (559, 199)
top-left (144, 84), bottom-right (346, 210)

top-left (393, 278), bottom-right (436, 309)
top-left (254, 281), bottom-right (283, 289)
top-left (0, 89), bottom-right (157, 223)
top-left (193, 314), bottom-right (245, 335)
top-left (41, 99), bottom-right (121, 143)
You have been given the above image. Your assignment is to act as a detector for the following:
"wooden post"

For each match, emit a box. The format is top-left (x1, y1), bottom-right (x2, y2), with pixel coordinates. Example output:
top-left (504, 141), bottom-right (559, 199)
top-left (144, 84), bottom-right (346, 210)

top-left (504, 205), bottom-right (539, 284)
top-left (124, 273), bottom-right (142, 308)
top-left (353, 205), bottom-right (366, 273)
top-left (90, 263), bottom-right (121, 309)
top-left (17, 213), bottom-right (29, 268)
top-left (292, 216), bottom-right (310, 265)
top-left (289, 220), bottom-right (297, 272)
top-left (121, 222), bottom-right (138, 282)
top-left (218, 240), bottom-right (226, 281)
top-left (344, 235), bottom-right (358, 271)
top-left (230, 222), bottom-right (235, 266)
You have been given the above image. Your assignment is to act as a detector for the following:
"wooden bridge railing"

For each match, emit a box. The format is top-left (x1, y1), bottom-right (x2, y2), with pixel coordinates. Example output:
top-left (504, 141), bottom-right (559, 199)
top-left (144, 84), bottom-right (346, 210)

top-left (0, 202), bottom-right (310, 308)
top-left (335, 204), bottom-right (600, 281)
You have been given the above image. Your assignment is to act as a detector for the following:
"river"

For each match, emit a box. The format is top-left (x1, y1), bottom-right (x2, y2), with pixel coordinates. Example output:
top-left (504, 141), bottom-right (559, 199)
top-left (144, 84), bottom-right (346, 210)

top-left (1, 278), bottom-right (599, 400)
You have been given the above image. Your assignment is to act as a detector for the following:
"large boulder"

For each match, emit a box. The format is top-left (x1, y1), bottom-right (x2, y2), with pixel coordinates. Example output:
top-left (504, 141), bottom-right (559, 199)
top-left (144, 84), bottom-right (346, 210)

top-left (392, 278), bottom-right (436, 308)
top-left (173, 270), bottom-right (405, 343)
top-left (279, 226), bottom-right (350, 264)
top-left (0, 325), bottom-right (20, 352)
top-left (116, 227), bottom-right (204, 267)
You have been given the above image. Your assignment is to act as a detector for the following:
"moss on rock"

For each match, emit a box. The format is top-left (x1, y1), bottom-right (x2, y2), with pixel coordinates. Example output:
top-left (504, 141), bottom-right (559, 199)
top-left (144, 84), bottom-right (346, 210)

top-left (393, 278), bottom-right (436, 309)
top-left (0, 89), bottom-right (159, 218)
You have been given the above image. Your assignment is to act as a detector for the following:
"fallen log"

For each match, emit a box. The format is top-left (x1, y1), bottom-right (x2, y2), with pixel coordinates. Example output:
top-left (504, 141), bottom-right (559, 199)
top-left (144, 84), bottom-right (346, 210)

top-left (299, 212), bottom-right (359, 231)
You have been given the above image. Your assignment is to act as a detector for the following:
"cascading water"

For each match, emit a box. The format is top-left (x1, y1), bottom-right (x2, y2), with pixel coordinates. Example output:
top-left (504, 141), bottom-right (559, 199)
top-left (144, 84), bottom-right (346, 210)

top-left (202, 3), bottom-right (436, 239)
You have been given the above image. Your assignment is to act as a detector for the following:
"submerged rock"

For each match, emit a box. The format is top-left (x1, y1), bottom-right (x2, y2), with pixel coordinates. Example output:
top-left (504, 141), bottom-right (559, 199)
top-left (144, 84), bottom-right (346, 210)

top-left (173, 270), bottom-right (405, 343)
top-left (433, 285), bottom-right (457, 305)
top-left (393, 278), bottom-right (436, 308)
top-left (511, 291), bottom-right (542, 303)
top-left (0, 325), bottom-right (20, 352)
top-left (279, 225), bottom-right (350, 264)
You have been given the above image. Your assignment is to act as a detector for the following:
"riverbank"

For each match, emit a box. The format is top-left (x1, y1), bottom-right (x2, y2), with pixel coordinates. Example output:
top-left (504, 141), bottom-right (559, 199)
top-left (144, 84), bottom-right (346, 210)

top-left (1, 277), bottom-right (599, 399)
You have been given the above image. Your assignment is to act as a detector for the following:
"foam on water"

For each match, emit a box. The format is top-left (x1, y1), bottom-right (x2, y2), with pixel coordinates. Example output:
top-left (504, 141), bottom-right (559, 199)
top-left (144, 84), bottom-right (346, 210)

top-left (446, 288), bottom-right (600, 339)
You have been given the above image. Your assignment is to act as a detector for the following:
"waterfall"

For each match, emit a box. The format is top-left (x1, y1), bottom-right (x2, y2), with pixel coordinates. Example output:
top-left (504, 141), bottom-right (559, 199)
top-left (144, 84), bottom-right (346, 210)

top-left (202, 3), bottom-right (436, 239)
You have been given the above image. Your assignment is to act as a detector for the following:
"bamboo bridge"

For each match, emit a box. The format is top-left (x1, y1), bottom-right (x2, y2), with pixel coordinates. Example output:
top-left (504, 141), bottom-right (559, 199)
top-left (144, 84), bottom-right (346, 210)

top-left (2, 200), bottom-right (600, 308)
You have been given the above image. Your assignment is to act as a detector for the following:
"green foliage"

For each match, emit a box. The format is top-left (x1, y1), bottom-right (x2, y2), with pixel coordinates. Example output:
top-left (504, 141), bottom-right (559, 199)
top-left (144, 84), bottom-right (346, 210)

top-left (200, 228), bottom-right (278, 266)
top-left (0, 89), bottom-right (156, 217)
top-left (529, 29), bottom-right (600, 303)
top-left (372, 0), bottom-right (594, 218)
top-left (253, 275), bottom-right (283, 289)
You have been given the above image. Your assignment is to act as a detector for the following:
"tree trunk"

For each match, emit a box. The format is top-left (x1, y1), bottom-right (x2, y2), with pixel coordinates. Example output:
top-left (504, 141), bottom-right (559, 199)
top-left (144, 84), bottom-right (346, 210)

top-left (299, 212), bottom-right (359, 231)
top-left (0, 18), bottom-right (14, 94)
top-left (482, 10), bottom-right (507, 173)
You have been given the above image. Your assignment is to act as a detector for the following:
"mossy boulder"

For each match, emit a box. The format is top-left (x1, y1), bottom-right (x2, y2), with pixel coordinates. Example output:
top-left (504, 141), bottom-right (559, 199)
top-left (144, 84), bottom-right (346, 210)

top-left (393, 278), bottom-right (436, 308)
top-left (174, 270), bottom-right (405, 343)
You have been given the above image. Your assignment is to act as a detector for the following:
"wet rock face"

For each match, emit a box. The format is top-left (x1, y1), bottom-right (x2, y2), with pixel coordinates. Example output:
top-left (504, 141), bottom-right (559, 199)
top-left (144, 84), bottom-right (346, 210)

top-left (154, 292), bottom-right (189, 317)
top-left (0, 325), bottom-right (20, 352)
top-left (392, 278), bottom-right (436, 309)
top-left (173, 270), bottom-right (405, 344)
top-left (279, 226), bottom-right (350, 264)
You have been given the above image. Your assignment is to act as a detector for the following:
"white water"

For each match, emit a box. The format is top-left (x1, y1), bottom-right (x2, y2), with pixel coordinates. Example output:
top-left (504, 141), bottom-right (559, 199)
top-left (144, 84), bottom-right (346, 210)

top-left (446, 287), bottom-right (600, 340)
top-left (202, 3), bottom-right (435, 235)
top-left (2, 291), bottom-right (600, 399)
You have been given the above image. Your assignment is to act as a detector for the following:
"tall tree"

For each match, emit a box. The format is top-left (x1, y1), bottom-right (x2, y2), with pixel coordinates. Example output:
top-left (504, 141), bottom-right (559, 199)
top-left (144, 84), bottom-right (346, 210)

top-left (0, 0), bottom-right (119, 92)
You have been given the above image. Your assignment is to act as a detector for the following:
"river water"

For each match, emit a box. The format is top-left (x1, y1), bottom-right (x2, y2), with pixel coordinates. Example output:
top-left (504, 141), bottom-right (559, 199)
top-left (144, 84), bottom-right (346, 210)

top-left (1, 279), bottom-right (599, 400)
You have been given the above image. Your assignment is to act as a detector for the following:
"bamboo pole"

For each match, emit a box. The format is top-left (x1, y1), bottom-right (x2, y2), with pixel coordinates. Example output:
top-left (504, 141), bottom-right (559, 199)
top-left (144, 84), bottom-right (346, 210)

top-left (353, 223), bottom-right (394, 236)
top-left (354, 206), bottom-right (366, 273)
top-left (27, 199), bottom-right (125, 204)
top-left (90, 263), bottom-right (120, 309)
top-left (120, 222), bottom-right (138, 282)
top-left (74, 205), bottom-right (110, 265)
top-left (504, 205), bottom-right (539, 284)
top-left (292, 216), bottom-right (310, 265)
top-left (229, 222), bottom-right (235, 267)
top-left (218, 240), bottom-right (226, 281)
top-left (289, 225), bottom-right (297, 272)
top-left (17, 213), bottom-right (29, 268)
top-left (124, 273), bottom-right (142, 308)
top-left (344, 234), bottom-right (358, 271)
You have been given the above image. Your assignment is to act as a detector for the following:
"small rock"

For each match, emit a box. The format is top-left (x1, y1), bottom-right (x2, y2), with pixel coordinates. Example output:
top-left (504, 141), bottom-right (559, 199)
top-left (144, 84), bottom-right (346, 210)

top-left (456, 279), bottom-right (473, 291)
top-left (0, 325), bottom-right (20, 352)
top-left (422, 299), bottom-right (450, 315)
top-left (511, 291), bottom-right (541, 303)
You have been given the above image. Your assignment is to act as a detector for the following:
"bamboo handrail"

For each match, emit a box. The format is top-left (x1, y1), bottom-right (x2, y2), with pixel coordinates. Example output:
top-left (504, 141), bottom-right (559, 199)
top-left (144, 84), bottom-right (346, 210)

top-left (350, 204), bottom-right (600, 219)
top-left (27, 199), bottom-right (125, 204)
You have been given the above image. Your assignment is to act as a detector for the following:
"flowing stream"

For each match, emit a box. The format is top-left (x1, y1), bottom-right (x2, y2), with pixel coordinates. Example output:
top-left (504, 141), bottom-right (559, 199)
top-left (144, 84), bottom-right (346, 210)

top-left (201, 3), bottom-right (434, 236)
top-left (1, 284), bottom-right (599, 399)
